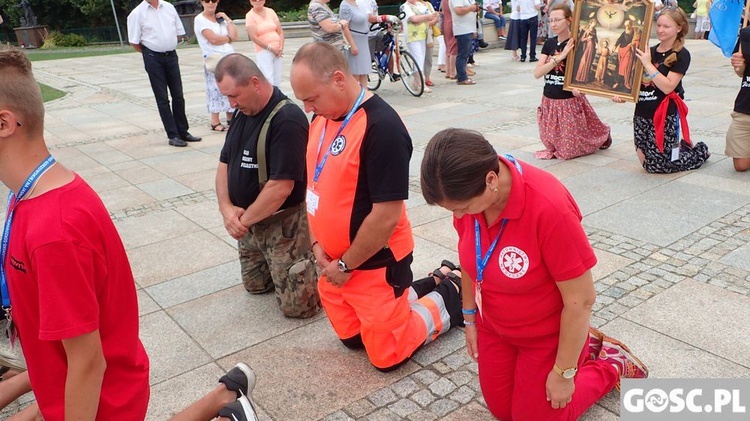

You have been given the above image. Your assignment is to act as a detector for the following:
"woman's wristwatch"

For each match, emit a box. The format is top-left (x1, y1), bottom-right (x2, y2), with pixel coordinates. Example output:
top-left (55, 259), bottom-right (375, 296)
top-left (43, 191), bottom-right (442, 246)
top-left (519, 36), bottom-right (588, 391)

top-left (553, 363), bottom-right (578, 379)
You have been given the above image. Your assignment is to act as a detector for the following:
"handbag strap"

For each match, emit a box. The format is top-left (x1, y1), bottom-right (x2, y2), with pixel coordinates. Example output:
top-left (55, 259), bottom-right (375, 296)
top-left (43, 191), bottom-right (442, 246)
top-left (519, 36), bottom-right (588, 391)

top-left (257, 98), bottom-right (293, 188)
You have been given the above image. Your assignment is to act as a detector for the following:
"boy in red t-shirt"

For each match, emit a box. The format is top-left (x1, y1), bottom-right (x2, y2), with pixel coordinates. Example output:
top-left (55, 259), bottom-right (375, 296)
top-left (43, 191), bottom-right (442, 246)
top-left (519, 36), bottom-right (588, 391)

top-left (0, 45), bottom-right (148, 421)
top-left (0, 46), bottom-right (261, 421)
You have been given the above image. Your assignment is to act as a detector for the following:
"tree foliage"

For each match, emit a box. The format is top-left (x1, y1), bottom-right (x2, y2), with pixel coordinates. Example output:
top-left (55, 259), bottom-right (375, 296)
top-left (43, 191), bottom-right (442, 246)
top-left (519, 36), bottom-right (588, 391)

top-left (0, 0), bottom-right (405, 31)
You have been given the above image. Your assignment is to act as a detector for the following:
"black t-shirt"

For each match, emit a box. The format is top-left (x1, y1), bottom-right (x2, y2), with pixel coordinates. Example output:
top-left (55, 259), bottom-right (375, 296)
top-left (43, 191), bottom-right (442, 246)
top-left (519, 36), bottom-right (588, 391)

top-left (733, 43), bottom-right (750, 114)
top-left (219, 87), bottom-right (308, 210)
top-left (541, 37), bottom-right (574, 100)
top-left (635, 45), bottom-right (690, 118)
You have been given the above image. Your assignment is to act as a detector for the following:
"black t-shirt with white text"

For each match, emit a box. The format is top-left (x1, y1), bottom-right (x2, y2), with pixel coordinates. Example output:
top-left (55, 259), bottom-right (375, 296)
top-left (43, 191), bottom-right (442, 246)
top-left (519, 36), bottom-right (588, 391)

top-left (542, 37), bottom-right (574, 100)
top-left (635, 45), bottom-right (690, 118)
top-left (219, 87), bottom-right (308, 210)
top-left (733, 43), bottom-right (750, 114)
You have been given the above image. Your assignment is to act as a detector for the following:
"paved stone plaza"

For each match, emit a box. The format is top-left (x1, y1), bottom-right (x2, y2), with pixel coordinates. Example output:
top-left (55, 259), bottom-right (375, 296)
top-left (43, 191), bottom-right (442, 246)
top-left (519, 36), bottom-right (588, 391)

top-left (1, 35), bottom-right (749, 420)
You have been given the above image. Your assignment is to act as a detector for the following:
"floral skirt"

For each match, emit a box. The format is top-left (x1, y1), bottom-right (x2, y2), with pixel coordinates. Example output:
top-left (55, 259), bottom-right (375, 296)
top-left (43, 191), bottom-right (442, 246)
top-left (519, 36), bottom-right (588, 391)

top-left (633, 114), bottom-right (710, 173)
top-left (204, 68), bottom-right (233, 114)
top-left (535, 95), bottom-right (610, 160)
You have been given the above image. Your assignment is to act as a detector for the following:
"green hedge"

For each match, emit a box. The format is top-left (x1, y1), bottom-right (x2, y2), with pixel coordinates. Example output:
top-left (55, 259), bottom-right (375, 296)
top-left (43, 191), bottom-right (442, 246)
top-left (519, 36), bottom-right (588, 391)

top-left (42, 31), bottom-right (87, 48)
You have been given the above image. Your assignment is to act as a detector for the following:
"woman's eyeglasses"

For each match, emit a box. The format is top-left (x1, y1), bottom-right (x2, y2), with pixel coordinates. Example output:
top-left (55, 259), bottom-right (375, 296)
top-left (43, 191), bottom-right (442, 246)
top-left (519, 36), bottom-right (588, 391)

top-left (202, 0), bottom-right (218, 3)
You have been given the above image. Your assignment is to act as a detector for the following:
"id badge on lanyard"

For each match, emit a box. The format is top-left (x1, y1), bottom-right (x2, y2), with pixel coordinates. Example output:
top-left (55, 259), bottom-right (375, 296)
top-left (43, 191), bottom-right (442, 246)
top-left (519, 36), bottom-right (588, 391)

top-left (1, 155), bottom-right (57, 345)
top-left (474, 219), bottom-right (507, 317)
top-left (308, 88), bottom-right (366, 216)
top-left (473, 154), bottom-right (521, 317)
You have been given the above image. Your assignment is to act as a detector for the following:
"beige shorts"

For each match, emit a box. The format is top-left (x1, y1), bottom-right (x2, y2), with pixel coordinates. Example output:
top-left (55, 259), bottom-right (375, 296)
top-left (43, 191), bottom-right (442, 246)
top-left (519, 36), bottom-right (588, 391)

top-left (726, 111), bottom-right (750, 158)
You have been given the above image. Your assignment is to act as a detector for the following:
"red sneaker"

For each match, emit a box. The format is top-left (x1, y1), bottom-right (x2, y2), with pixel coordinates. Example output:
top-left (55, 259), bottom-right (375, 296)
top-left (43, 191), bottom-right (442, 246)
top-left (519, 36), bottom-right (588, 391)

top-left (599, 338), bottom-right (649, 391)
top-left (588, 327), bottom-right (605, 361)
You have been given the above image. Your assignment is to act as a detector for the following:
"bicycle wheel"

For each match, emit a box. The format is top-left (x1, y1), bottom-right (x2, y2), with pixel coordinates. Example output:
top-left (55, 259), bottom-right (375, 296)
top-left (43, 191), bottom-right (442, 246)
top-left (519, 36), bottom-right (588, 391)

top-left (398, 50), bottom-right (424, 97)
top-left (367, 61), bottom-right (382, 91)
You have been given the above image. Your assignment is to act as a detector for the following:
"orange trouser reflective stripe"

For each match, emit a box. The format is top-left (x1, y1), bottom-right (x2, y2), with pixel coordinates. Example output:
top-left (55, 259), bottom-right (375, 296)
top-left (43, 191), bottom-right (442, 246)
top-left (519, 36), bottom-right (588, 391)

top-left (319, 267), bottom-right (450, 369)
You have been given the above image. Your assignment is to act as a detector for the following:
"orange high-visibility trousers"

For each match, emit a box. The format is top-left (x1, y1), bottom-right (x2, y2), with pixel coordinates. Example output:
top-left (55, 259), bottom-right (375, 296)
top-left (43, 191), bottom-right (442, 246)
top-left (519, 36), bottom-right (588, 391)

top-left (319, 267), bottom-right (451, 369)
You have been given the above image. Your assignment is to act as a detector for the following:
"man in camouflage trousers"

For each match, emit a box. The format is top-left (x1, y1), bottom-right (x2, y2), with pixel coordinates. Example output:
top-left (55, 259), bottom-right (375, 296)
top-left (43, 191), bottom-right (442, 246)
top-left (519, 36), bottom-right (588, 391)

top-left (215, 54), bottom-right (319, 318)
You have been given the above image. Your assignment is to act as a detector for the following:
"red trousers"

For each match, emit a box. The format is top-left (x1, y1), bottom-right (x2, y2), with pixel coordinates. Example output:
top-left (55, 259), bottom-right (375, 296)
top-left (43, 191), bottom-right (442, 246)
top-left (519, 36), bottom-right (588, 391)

top-left (478, 321), bottom-right (618, 421)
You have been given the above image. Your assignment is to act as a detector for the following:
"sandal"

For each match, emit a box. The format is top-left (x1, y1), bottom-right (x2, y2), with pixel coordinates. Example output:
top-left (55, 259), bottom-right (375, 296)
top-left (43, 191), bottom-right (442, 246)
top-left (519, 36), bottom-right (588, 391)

top-left (457, 78), bottom-right (476, 85)
top-left (425, 80), bottom-right (435, 86)
top-left (429, 260), bottom-right (462, 290)
top-left (466, 68), bottom-right (476, 76)
top-left (210, 123), bottom-right (227, 132)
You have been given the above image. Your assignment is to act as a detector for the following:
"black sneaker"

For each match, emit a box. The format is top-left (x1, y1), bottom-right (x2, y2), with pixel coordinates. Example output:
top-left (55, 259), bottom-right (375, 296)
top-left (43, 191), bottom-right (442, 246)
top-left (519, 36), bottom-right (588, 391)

top-left (391, 73), bottom-right (401, 82)
top-left (218, 396), bottom-right (258, 421)
top-left (219, 362), bottom-right (256, 400)
top-left (478, 40), bottom-right (489, 48)
top-left (529, 57), bottom-right (539, 62)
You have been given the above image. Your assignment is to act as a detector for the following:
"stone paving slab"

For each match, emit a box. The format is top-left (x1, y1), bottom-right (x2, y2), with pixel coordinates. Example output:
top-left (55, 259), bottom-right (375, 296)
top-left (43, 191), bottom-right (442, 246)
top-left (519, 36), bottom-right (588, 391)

top-left (584, 181), bottom-right (748, 247)
top-left (217, 318), bottom-right (419, 421)
top-left (1, 34), bottom-right (749, 420)
top-left (621, 279), bottom-right (750, 368)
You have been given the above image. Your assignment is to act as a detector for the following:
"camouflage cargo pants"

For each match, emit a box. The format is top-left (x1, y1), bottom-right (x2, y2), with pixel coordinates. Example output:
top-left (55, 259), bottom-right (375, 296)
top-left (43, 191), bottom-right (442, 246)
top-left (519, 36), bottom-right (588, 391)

top-left (238, 203), bottom-right (320, 319)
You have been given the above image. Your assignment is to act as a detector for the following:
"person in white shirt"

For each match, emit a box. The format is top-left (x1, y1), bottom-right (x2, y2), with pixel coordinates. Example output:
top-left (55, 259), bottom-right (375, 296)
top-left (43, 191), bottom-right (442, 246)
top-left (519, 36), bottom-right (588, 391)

top-left (484, 0), bottom-right (507, 39)
top-left (127, 0), bottom-right (202, 147)
top-left (195, 0), bottom-right (237, 132)
top-left (450, 0), bottom-right (479, 84)
top-left (517, 0), bottom-right (541, 62)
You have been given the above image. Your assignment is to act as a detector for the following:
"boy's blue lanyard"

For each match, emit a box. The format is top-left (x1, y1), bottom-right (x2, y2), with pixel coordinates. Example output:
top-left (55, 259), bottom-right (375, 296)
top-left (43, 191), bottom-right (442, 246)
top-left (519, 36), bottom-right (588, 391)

top-left (474, 154), bottom-right (522, 291)
top-left (0, 155), bottom-right (56, 311)
top-left (312, 87), bottom-right (366, 185)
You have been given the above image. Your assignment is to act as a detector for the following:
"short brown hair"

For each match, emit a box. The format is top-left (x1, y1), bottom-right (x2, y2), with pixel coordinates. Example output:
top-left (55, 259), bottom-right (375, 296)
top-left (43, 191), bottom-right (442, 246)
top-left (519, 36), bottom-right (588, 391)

top-left (0, 47), bottom-right (44, 135)
top-left (550, 3), bottom-right (572, 19)
top-left (421, 128), bottom-right (500, 204)
top-left (292, 42), bottom-right (350, 81)
top-left (214, 53), bottom-right (267, 85)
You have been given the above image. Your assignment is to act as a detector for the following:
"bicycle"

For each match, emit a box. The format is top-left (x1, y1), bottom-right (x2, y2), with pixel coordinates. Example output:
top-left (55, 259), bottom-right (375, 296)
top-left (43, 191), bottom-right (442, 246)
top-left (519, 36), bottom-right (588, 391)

top-left (367, 14), bottom-right (424, 97)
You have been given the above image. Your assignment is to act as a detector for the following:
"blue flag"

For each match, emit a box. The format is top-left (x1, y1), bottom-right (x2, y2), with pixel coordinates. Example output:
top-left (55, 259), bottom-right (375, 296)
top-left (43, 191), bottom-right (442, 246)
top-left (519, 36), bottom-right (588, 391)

top-left (709, 0), bottom-right (744, 57)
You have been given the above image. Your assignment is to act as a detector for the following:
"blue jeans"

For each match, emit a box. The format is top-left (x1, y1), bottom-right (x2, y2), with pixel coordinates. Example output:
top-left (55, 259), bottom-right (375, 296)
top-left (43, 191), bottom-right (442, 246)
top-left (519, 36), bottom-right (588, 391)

top-left (519, 15), bottom-right (538, 60)
top-left (484, 12), bottom-right (506, 30)
top-left (141, 46), bottom-right (189, 139)
top-left (455, 33), bottom-right (473, 82)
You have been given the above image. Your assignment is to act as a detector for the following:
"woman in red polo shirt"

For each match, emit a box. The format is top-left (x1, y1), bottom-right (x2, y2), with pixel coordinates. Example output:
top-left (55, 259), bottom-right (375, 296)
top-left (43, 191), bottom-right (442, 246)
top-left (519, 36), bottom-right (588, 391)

top-left (420, 128), bottom-right (648, 420)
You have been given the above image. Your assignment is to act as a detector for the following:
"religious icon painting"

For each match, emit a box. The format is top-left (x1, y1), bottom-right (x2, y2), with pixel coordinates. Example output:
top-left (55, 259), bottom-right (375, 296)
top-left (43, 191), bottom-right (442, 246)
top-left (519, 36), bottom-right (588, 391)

top-left (563, 0), bottom-right (655, 102)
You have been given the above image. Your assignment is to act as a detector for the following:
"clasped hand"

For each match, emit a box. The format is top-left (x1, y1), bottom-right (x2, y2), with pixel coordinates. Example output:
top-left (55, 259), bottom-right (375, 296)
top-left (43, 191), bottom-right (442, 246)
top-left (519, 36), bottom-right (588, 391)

top-left (222, 205), bottom-right (248, 240)
top-left (313, 244), bottom-right (352, 287)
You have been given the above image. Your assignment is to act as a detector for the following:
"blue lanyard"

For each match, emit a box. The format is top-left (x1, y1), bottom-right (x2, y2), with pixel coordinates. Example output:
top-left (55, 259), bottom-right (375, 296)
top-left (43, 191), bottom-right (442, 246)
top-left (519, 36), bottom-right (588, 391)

top-left (1, 155), bottom-right (56, 309)
top-left (474, 154), bottom-right (522, 287)
top-left (312, 87), bottom-right (366, 184)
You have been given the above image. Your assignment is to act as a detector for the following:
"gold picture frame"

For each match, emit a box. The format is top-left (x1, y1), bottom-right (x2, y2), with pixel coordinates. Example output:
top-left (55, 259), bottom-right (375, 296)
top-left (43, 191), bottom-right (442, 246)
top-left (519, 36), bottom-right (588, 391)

top-left (563, 0), bottom-right (655, 102)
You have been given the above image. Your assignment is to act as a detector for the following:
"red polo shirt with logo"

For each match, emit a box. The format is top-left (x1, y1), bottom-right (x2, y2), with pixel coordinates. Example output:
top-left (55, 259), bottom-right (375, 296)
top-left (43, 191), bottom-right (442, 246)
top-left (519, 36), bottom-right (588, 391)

top-left (454, 155), bottom-right (597, 338)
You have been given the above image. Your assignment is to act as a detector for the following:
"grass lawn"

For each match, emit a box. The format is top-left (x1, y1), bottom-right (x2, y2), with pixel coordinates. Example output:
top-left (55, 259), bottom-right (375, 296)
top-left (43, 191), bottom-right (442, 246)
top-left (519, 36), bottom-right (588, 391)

top-left (40, 83), bottom-right (66, 102)
top-left (25, 45), bottom-right (134, 62)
